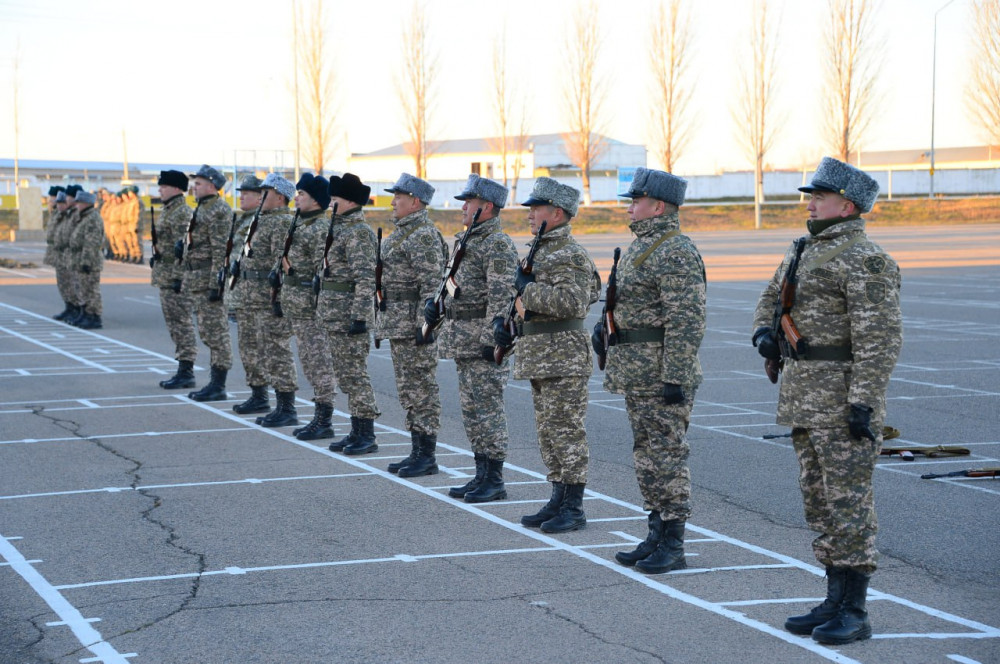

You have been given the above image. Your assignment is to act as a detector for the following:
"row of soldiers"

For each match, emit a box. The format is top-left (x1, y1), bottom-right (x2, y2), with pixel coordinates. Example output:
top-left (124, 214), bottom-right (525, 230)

top-left (43, 185), bottom-right (106, 329)
top-left (97, 186), bottom-right (146, 263)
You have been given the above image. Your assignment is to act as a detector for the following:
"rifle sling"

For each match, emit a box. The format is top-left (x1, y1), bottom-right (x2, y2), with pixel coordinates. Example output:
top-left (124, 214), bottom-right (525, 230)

top-left (632, 229), bottom-right (681, 269)
top-left (799, 234), bottom-right (865, 273)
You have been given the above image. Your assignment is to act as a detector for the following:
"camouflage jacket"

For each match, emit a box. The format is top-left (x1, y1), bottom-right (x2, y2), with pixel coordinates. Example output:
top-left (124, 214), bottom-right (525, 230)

top-left (184, 194), bottom-right (232, 292)
top-left (752, 217), bottom-right (903, 428)
top-left (437, 215), bottom-right (518, 359)
top-left (604, 213), bottom-right (706, 395)
top-left (271, 208), bottom-right (327, 319)
top-left (44, 209), bottom-right (67, 266)
top-left (151, 194), bottom-right (194, 288)
top-left (229, 207), bottom-right (287, 310)
top-left (374, 209), bottom-right (449, 340)
top-left (54, 208), bottom-right (78, 270)
top-left (68, 206), bottom-right (105, 272)
top-left (315, 208), bottom-right (378, 332)
top-left (513, 224), bottom-right (600, 380)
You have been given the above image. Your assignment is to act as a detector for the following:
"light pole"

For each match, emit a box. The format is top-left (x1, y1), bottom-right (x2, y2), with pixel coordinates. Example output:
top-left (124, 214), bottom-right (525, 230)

top-left (930, 0), bottom-right (956, 199)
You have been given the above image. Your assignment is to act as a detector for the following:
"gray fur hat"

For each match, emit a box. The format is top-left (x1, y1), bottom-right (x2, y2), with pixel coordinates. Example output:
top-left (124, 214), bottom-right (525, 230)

top-left (521, 176), bottom-right (581, 217)
top-left (385, 172), bottom-right (435, 205)
top-left (75, 190), bottom-right (97, 205)
top-left (799, 157), bottom-right (880, 213)
top-left (454, 174), bottom-right (509, 209)
top-left (190, 164), bottom-right (227, 191)
top-left (55, 191), bottom-right (67, 203)
top-left (260, 173), bottom-right (295, 201)
top-left (620, 167), bottom-right (687, 207)
top-left (236, 174), bottom-right (263, 192)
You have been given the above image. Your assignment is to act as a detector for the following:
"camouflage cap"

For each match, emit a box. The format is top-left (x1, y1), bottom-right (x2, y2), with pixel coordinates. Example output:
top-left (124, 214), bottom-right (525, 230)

top-left (76, 190), bottom-right (97, 205)
top-left (385, 172), bottom-right (435, 205)
top-left (799, 156), bottom-right (880, 213)
top-left (620, 167), bottom-right (687, 207)
top-left (236, 174), bottom-right (263, 192)
top-left (189, 164), bottom-right (227, 190)
top-left (454, 174), bottom-right (509, 209)
top-left (521, 176), bottom-right (580, 217)
top-left (260, 173), bottom-right (296, 201)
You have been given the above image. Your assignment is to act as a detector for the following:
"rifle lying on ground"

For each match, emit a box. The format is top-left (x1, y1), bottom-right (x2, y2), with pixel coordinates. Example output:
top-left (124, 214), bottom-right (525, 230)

top-left (269, 211), bottom-right (300, 317)
top-left (597, 247), bottom-right (621, 371)
top-left (227, 191), bottom-right (268, 290)
top-left (148, 206), bottom-right (161, 268)
top-left (420, 207), bottom-right (482, 343)
top-left (373, 227), bottom-right (384, 349)
top-left (882, 445), bottom-right (970, 460)
top-left (312, 203), bottom-right (340, 307)
top-left (765, 237), bottom-right (808, 383)
top-left (493, 220), bottom-right (547, 365)
top-left (921, 468), bottom-right (1000, 480)
top-left (763, 425), bottom-right (901, 441)
top-left (217, 212), bottom-right (238, 291)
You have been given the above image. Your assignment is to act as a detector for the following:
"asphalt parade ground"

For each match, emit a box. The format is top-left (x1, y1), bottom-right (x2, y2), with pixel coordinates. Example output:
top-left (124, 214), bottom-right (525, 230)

top-left (1, 224), bottom-right (998, 664)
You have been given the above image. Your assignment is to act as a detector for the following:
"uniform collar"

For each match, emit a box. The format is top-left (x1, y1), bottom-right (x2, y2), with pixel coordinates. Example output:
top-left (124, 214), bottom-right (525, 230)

top-left (629, 212), bottom-right (680, 237)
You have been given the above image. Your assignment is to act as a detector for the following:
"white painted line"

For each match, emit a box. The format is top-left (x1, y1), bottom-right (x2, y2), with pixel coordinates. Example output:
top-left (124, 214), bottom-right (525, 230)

top-left (46, 617), bottom-right (101, 626)
top-left (871, 633), bottom-right (998, 640)
top-left (93, 348), bottom-right (110, 355)
top-left (947, 654), bottom-right (984, 663)
top-left (0, 325), bottom-right (114, 373)
top-left (77, 400), bottom-right (100, 409)
top-left (719, 597), bottom-right (823, 607)
top-left (1, 427), bottom-right (252, 447)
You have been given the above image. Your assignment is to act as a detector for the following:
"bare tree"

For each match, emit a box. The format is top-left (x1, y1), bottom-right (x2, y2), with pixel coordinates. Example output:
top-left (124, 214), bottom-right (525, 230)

top-left (732, 0), bottom-right (781, 230)
top-left (489, 23), bottom-right (531, 202)
top-left (968, 0), bottom-right (1000, 147)
top-left (295, 0), bottom-right (338, 175)
top-left (398, 1), bottom-right (438, 179)
top-left (648, 0), bottom-right (694, 173)
top-left (562, 0), bottom-right (608, 205)
top-left (823, 0), bottom-right (883, 162)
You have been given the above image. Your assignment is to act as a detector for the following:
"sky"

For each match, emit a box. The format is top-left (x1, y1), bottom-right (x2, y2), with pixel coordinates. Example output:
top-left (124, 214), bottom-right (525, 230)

top-left (0, 0), bottom-right (982, 177)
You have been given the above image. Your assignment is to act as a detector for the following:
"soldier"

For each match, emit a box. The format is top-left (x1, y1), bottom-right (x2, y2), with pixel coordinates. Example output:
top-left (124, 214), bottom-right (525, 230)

top-left (152, 170), bottom-right (198, 389)
top-left (493, 177), bottom-right (600, 533)
top-left (56, 185), bottom-right (83, 324)
top-left (106, 192), bottom-right (125, 261)
top-left (310, 173), bottom-right (381, 450)
top-left (177, 164), bottom-right (234, 401)
top-left (43, 186), bottom-right (70, 319)
top-left (752, 157), bottom-right (902, 645)
top-left (375, 173), bottom-right (448, 477)
top-left (67, 190), bottom-right (105, 329)
top-left (425, 174), bottom-right (517, 501)
top-left (123, 187), bottom-right (143, 263)
top-left (594, 168), bottom-right (706, 574)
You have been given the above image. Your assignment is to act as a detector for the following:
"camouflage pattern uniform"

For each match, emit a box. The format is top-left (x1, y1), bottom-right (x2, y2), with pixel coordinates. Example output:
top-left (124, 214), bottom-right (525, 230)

top-left (183, 194), bottom-right (233, 370)
top-left (513, 224), bottom-right (600, 485)
top-left (123, 191), bottom-right (142, 261)
top-left (106, 195), bottom-right (125, 259)
top-left (54, 205), bottom-right (80, 308)
top-left (68, 205), bottom-right (105, 316)
top-left (604, 212), bottom-right (706, 522)
top-left (152, 194), bottom-right (197, 362)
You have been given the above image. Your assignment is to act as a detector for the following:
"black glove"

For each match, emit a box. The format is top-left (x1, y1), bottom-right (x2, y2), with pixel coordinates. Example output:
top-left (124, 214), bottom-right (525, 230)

top-left (514, 267), bottom-right (535, 293)
top-left (207, 288), bottom-right (222, 302)
top-left (348, 320), bottom-right (367, 335)
top-left (81, 265), bottom-right (92, 274)
top-left (423, 298), bottom-right (442, 327)
top-left (753, 326), bottom-right (781, 361)
top-left (229, 261), bottom-right (241, 278)
top-left (591, 321), bottom-right (605, 357)
top-left (492, 316), bottom-right (513, 348)
top-left (267, 269), bottom-right (282, 289)
top-left (415, 327), bottom-right (435, 345)
top-left (174, 239), bottom-right (184, 260)
top-left (663, 383), bottom-right (685, 405)
top-left (848, 403), bottom-right (877, 441)
top-left (149, 255), bottom-right (156, 269)
top-left (171, 279), bottom-right (183, 294)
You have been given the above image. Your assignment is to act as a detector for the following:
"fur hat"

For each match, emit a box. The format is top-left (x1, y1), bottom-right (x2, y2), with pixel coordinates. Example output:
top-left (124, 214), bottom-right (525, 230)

top-left (189, 164), bottom-right (227, 191)
top-left (75, 190), bottom-right (97, 205)
top-left (799, 157), bottom-right (880, 213)
top-left (260, 173), bottom-right (295, 201)
top-left (48, 185), bottom-right (66, 197)
top-left (620, 167), bottom-right (687, 207)
top-left (454, 174), bottom-right (509, 209)
top-left (521, 177), bottom-right (581, 217)
top-left (55, 191), bottom-right (67, 203)
top-left (328, 172), bottom-right (371, 207)
top-left (385, 172), bottom-right (435, 205)
top-left (65, 184), bottom-right (83, 198)
top-left (236, 174), bottom-right (263, 192)
top-left (296, 173), bottom-right (331, 210)
top-left (158, 170), bottom-right (189, 191)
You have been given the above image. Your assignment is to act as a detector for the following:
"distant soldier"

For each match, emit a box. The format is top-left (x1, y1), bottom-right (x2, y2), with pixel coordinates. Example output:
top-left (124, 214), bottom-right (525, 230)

top-left (56, 185), bottom-right (83, 323)
top-left (375, 173), bottom-right (448, 477)
top-left (107, 192), bottom-right (126, 261)
top-left (98, 189), bottom-right (114, 259)
top-left (426, 174), bottom-right (517, 501)
top-left (752, 157), bottom-right (902, 645)
top-left (178, 164), bottom-right (233, 401)
top-left (596, 168), bottom-right (706, 574)
top-left (44, 186), bottom-right (70, 319)
top-left (67, 190), bottom-right (105, 329)
top-left (311, 173), bottom-right (381, 450)
top-left (493, 177), bottom-right (599, 533)
top-left (122, 187), bottom-right (143, 263)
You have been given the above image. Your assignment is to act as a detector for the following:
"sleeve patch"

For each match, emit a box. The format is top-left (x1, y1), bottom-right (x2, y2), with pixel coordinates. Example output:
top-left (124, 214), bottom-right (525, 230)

top-left (492, 259), bottom-right (508, 273)
top-left (864, 255), bottom-right (886, 274)
top-left (865, 281), bottom-right (887, 304)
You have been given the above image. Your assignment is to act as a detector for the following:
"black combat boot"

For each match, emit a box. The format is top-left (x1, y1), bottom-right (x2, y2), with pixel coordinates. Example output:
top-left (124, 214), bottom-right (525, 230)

top-left (540, 483), bottom-right (587, 533)
top-left (233, 385), bottom-right (271, 414)
top-left (811, 568), bottom-right (872, 645)
top-left (257, 391), bottom-right (298, 427)
top-left (785, 567), bottom-right (847, 635)
top-left (187, 366), bottom-right (228, 402)
top-left (397, 433), bottom-right (439, 477)
top-left (521, 483), bottom-right (565, 527)
top-left (77, 313), bottom-right (103, 329)
top-left (388, 431), bottom-right (421, 473)
top-left (160, 360), bottom-right (196, 389)
top-left (449, 453), bottom-right (487, 498)
top-left (53, 302), bottom-right (74, 321)
top-left (615, 511), bottom-right (664, 567)
top-left (327, 416), bottom-right (357, 451)
top-left (465, 457), bottom-right (507, 503)
top-left (344, 418), bottom-right (378, 455)
top-left (635, 519), bottom-right (687, 573)
top-left (66, 306), bottom-right (86, 326)
top-left (296, 402), bottom-right (334, 441)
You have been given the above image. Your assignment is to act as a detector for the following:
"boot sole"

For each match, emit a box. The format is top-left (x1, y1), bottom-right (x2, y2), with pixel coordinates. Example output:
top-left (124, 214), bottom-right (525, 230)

top-left (233, 405), bottom-right (271, 414)
top-left (635, 558), bottom-right (688, 575)
top-left (812, 627), bottom-right (871, 645)
top-left (160, 382), bottom-right (196, 389)
top-left (343, 445), bottom-right (378, 456)
top-left (397, 465), bottom-right (439, 478)
top-left (464, 490), bottom-right (508, 504)
top-left (189, 394), bottom-right (228, 402)
top-left (296, 430), bottom-right (335, 441)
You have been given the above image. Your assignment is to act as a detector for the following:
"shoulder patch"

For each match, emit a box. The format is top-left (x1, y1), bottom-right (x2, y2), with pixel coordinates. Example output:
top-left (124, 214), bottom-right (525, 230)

top-left (865, 281), bottom-right (887, 304)
top-left (492, 258), bottom-right (508, 273)
top-left (572, 253), bottom-right (586, 267)
top-left (419, 232), bottom-right (434, 246)
top-left (864, 255), bottom-right (886, 275)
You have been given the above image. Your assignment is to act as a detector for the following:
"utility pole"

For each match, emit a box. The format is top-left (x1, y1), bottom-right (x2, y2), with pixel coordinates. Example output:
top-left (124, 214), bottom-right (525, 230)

top-left (930, 0), bottom-right (956, 199)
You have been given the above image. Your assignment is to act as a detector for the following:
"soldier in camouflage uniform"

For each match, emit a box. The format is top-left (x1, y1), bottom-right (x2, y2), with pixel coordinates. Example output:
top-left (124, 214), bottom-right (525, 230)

top-left (594, 168), bottom-right (706, 573)
top-left (426, 174), bottom-right (517, 502)
top-left (494, 177), bottom-right (600, 533)
top-left (752, 157), bottom-right (902, 645)
top-left (314, 173), bottom-right (381, 451)
top-left (55, 186), bottom-right (83, 323)
top-left (67, 190), bottom-right (105, 329)
top-left (106, 192), bottom-right (126, 261)
top-left (177, 164), bottom-right (234, 402)
top-left (123, 187), bottom-right (143, 263)
top-left (152, 170), bottom-right (198, 389)
top-left (375, 173), bottom-right (449, 478)
top-left (44, 186), bottom-right (71, 319)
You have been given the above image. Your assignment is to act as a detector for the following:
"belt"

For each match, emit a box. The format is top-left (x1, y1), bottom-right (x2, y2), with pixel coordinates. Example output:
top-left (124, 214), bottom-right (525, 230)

top-left (802, 344), bottom-right (853, 362)
top-left (321, 281), bottom-right (356, 293)
top-left (185, 259), bottom-right (212, 270)
top-left (241, 268), bottom-right (269, 281)
top-left (520, 319), bottom-right (585, 336)
top-left (616, 327), bottom-right (665, 344)
top-left (446, 305), bottom-right (487, 321)
top-left (385, 288), bottom-right (420, 302)
top-left (157, 255), bottom-right (177, 265)
top-left (291, 279), bottom-right (315, 289)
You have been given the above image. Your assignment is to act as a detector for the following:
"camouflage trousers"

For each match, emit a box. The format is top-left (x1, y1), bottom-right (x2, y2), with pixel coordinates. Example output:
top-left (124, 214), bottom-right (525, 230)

top-left (75, 270), bottom-right (102, 315)
top-left (455, 357), bottom-right (510, 460)
top-left (530, 375), bottom-right (589, 485)
top-left (259, 312), bottom-right (297, 392)
top-left (123, 225), bottom-right (141, 259)
top-left (792, 426), bottom-right (881, 572)
top-left (234, 307), bottom-right (269, 387)
top-left (55, 265), bottom-right (76, 304)
top-left (189, 289), bottom-right (233, 370)
top-left (327, 330), bottom-right (380, 420)
top-left (625, 391), bottom-right (695, 522)
top-left (158, 287), bottom-right (197, 362)
top-left (389, 339), bottom-right (440, 435)
top-left (291, 316), bottom-right (335, 405)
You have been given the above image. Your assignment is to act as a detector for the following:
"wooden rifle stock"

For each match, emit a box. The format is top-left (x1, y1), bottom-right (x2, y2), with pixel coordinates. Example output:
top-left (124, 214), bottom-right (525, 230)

top-left (765, 237), bottom-right (808, 381)
top-left (270, 210), bottom-right (300, 317)
top-left (921, 467), bottom-right (1000, 479)
top-left (420, 207), bottom-right (481, 342)
top-left (313, 203), bottom-right (340, 307)
top-left (227, 190), bottom-right (268, 291)
top-left (494, 221), bottom-right (547, 365)
top-left (149, 206), bottom-right (161, 265)
top-left (598, 247), bottom-right (621, 370)
top-left (374, 227), bottom-right (383, 349)
top-left (218, 212), bottom-right (237, 290)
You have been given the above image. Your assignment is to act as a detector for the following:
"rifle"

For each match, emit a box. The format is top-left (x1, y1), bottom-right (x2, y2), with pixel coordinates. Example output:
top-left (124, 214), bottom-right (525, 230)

top-left (227, 191), bottom-right (268, 291)
top-left (921, 468), bottom-right (1000, 480)
top-left (763, 425), bottom-right (901, 441)
top-left (493, 220), bottom-right (547, 365)
top-left (420, 207), bottom-right (482, 342)
top-left (598, 247), bottom-right (622, 370)
top-left (765, 237), bottom-right (808, 383)
top-left (217, 212), bottom-right (238, 290)
top-left (182, 203), bottom-right (200, 257)
top-left (881, 445), bottom-right (970, 460)
top-left (149, 205), bottom-right (161, 268)
top-left (312, 202), bottom-right (340, 306)
top-left (269, 210), bottom-right (301, 317)
top-left (374, 227), bottom-right (384, 349)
